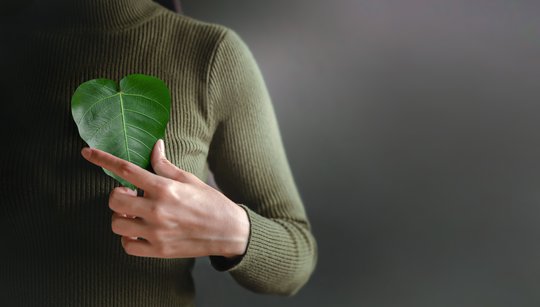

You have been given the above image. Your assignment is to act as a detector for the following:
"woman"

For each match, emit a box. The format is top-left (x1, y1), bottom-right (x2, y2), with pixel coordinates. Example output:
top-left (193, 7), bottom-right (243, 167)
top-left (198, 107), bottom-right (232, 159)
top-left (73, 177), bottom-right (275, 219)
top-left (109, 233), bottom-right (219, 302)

top-left (0, 0), bottom-right (317, 306)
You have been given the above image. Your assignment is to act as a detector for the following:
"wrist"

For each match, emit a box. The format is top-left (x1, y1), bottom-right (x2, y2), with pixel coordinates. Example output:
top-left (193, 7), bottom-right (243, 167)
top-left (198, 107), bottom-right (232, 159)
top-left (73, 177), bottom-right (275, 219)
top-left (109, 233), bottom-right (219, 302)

top-left (219, 202), bottom-right (250, 258)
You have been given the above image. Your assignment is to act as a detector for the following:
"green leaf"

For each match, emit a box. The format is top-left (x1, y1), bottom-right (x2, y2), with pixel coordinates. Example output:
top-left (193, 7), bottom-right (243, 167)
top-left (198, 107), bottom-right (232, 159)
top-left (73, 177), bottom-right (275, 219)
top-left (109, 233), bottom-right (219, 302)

top-left (71, 73), bottom-right (171, 190)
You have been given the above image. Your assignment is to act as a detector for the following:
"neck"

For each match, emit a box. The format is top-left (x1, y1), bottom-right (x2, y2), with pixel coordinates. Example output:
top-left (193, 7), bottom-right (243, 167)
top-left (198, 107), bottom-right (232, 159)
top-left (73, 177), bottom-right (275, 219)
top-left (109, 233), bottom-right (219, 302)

top-left (13, 0), bottom-right (160, 31)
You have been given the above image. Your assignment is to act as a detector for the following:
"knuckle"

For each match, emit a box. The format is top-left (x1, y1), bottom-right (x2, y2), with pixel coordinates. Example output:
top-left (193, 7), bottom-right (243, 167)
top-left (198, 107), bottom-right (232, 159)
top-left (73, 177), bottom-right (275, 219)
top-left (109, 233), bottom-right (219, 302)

top-left (122, 238), bottom-right (135, 254)
top-left (163, 181), bottom-right (175, 192)
top-left (164, 184), bottom-right (177, 198)
top-left (108, 189), bottom-right (123, 210)
top-left (122, 237), bottom-right (144, 256)
top-left (111, 220), bottom-right (120, 234)
top-left (118, 162), bottom-right (133, 178)
top-left (149, 205), bottom-right (167, 221)
top-left (109, 188), bottom-right (120, 200)
top-left (108, 199), bottom-right (115, 211)
top-left (156, 181), bottom-right (176, 198)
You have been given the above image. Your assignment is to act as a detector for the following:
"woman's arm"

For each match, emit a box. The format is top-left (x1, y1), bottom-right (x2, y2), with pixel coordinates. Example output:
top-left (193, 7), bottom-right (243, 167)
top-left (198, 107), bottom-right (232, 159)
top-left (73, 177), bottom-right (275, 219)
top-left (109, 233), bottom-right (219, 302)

top-left (80, 26), bottom-right (317, 296)
top-left (206, 28), bottom-right (318, 296)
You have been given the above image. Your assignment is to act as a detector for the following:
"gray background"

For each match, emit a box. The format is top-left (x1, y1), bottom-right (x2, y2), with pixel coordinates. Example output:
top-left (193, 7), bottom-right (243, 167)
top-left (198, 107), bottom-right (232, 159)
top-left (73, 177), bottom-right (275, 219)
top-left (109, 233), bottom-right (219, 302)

top-left (180, 1), bottom-right (540, 306)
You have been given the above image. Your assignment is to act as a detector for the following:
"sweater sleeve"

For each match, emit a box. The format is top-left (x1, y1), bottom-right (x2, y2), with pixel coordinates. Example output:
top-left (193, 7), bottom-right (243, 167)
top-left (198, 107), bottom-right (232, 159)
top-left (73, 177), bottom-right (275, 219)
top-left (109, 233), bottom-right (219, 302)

top-left (205, 27), bottom-right (318, 296)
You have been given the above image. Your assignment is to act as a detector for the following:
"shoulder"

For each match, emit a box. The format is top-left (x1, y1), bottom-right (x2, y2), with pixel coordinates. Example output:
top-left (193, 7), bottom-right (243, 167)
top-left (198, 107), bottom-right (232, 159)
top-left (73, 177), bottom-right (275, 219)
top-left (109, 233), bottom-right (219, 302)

top-left (151, 8), bottom-right (244, 55)
top-left (150, 8), bottom-right (257, 84)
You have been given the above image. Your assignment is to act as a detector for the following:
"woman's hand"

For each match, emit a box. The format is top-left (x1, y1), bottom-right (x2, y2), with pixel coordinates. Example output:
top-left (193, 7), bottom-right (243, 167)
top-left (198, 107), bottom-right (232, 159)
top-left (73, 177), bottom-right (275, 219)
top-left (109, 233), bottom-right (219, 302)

top-left (80, 139), bottom-right (250, 259)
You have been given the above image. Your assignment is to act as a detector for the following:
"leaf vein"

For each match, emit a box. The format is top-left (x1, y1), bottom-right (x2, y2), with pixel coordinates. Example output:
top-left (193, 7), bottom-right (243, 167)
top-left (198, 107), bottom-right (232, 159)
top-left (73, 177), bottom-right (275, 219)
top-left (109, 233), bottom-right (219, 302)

top-left (86, 113), bottom-right (122, 143)
top-left (119, 93), bottom-right (131, 163)
top-left (129, 149), bottom-right (149, 164)
top-left (124, 109), bottom-right (163, 126)
top-left (125, 123), bottom-right (159, 142)
top-left (127, 135), bottom-right (152, 151)
top-left (122, 93), bottom-right (168, 113)
top-left (76, 93), bottom-right (120, 126)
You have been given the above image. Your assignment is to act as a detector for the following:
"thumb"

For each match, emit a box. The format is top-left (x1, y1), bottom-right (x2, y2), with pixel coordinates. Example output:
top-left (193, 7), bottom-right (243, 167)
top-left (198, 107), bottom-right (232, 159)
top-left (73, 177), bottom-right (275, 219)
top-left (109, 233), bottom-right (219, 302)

top-left (150, 139), bottom-right (189, 182)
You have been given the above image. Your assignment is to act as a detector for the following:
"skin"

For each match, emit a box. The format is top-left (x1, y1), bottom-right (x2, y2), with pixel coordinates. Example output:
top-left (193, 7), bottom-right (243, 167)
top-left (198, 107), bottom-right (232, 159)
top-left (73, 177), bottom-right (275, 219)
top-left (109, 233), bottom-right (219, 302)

top-left (80, 139), bottom-right (250, 260)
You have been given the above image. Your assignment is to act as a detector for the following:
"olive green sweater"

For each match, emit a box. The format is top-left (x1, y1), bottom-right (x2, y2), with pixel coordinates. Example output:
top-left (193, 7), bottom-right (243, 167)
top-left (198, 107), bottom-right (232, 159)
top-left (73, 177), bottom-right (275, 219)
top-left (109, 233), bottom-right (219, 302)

top-left (0, 0), bottom-right (317, 305)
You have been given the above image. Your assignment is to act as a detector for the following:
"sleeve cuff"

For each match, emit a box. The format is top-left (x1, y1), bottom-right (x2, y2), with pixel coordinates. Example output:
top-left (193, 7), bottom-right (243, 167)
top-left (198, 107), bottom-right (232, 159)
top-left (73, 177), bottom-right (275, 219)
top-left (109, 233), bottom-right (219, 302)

top-left (209, 203), bottom-right (317, 294)
top-left (209, 203), bottom-right (252, 271)
top-left (209, 203), bottom-right (299, 276)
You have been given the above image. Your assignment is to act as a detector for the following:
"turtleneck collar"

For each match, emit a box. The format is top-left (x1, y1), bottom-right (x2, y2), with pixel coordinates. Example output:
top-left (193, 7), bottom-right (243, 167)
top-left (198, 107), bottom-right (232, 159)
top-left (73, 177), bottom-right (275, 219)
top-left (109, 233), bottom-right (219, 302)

top-left (9, 0), bottom-right (162, 31)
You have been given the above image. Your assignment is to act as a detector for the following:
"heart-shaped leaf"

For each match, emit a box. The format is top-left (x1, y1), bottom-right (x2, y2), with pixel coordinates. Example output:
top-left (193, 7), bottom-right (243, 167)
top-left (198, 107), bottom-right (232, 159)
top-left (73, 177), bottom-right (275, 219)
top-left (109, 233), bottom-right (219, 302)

top-left (71, 74), bottom-right (171, 190)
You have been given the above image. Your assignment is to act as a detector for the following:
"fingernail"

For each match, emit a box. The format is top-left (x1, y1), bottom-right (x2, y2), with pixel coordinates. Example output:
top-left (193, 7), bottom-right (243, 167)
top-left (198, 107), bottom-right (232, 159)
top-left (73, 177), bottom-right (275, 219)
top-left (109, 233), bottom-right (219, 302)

top-left (159, 139), bottom-right (166, 157)
top-left (81, 147), bottom-right (92, 159)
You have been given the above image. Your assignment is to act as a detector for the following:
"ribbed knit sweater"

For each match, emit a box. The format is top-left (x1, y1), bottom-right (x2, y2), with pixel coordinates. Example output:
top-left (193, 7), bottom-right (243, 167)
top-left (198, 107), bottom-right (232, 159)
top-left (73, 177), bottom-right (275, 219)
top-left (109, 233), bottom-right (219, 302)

top-left (0, 0), bottom-right (317, 306)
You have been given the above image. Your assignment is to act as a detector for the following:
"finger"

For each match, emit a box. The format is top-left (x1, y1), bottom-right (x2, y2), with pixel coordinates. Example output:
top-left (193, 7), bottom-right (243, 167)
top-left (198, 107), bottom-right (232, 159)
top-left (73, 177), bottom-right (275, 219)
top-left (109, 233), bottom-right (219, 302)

top-left (111, 212), bottom-right (149, 238)
top-left (150, 139), bottom-right (196, 183)
top-left (121, 236), bottom-right (155, 257)
top-left (109, 187), bottom-right (154, 220)
top-left (81, 147), bottom-right (164, 192)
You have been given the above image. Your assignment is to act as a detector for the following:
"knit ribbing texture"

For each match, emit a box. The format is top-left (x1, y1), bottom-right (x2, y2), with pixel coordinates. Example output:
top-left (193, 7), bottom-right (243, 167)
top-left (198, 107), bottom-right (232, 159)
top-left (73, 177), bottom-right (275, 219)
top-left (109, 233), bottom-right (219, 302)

top-left (0, 0), bottom-right (317, 306)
